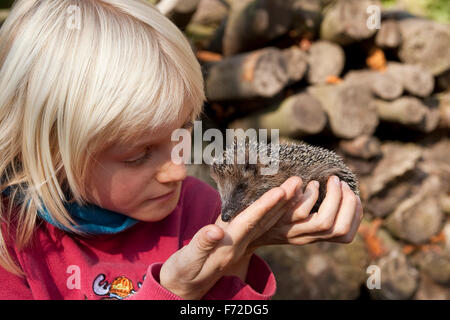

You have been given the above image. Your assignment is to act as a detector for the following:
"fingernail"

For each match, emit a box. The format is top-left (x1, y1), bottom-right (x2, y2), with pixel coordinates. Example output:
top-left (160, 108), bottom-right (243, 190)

top-left (304, 187), bottom-right (313, 198)
top-left (332, 176), bottom-right (340, 186)
top-left (341, 180), bottom-right (350, 189)
top-left (313, 181), bottom-right (319, 189)
top-left (207, 229), bottom-right (221, 241)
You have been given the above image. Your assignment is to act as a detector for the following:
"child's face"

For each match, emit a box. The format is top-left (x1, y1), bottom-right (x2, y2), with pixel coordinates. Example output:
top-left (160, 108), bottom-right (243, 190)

top-left (85, 107), bottom-right (193, 222)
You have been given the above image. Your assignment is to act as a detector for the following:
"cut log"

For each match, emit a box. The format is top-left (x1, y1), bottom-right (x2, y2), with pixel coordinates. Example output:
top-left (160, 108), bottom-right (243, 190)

top-left (307, 84), bottom-right (379, 139)
top-left (420, 137), bottom-right (450, 196)
top-left (204, 47), bottom-right (288, 101)
top-left (191, 0), bottom-right (229, 26)
top-left (307, 41), bottom-right (345, 84)
top-left (282, 46), bottom-right (308, 84)
top-left (228, 92), bottom-right (327, 138)
top-left (370, 249), bottom-right (419, 300)
top-left (436, 69), bottom-right (450, 92)
top-left (425, 93), bottom-right (450, 130)
top-left (290, 0), bottom-right (323, 39)
top-left (375, 19), bottom-right (402, 49)
top-left (222, 0), bottom-right (293, 56)
top-left (0, 9), bottom-right (9, 27)
top-left (386, 62), bottom-right (435, 98)
top-left (344, 70), bottom-right (403, 100)
top-left (342, 156), bottom-right (379, 177)
top-left (339, 135), bottom-right (381, 159)
top-left (207, 16), bottom-right (227, 53)
top-left (425, 92), bottom-right (450, 129)
top-left (384, 175), bottom-right (444, 244)
top-left (439, 194), bottom-right (450, 216)
top-left (161, 0), bottom-right (201, 30)
top-left (411, 250), bottom-right (450, 286)
top-left (366, 167), bottom-right (427, 218)
top-left (397, 18), bottom-right (450, 75)
top-left (359, 141), bottom-right (422, 199)
top-left (375, 97), bottom-right (440, 133)
top-left (320, 0), bottom-right (381, 46)
top-left (255, 236), bottom-right (369, 299)
top-left (414, 272), bottom-right (450, 300)
top-left (444, 222), bottom-right (450, 251)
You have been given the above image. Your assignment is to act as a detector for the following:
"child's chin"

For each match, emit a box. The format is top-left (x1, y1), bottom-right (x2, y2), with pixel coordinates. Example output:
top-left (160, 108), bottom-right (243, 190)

top-left (133, 194), bottom-right (180, 222)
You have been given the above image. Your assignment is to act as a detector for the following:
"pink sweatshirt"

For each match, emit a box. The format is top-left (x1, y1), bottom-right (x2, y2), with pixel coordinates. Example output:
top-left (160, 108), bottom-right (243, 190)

top-left (0, 176), bottom-right (276, 300)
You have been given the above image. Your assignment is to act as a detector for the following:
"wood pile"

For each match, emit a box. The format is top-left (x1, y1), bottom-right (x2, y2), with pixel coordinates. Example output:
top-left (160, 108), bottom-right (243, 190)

top-left (180, 0), bottom-right (450, 300)
top-left (0, 0), bottom-right (448, 301)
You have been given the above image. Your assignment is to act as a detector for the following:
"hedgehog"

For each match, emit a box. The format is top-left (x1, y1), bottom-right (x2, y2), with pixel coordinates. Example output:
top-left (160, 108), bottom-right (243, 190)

top-left (209, 138), bottom-right (359, 222)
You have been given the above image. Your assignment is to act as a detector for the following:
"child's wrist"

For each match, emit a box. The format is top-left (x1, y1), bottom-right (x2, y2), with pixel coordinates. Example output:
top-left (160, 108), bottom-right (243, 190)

top-left (223, 251), bottom-right (253, 283)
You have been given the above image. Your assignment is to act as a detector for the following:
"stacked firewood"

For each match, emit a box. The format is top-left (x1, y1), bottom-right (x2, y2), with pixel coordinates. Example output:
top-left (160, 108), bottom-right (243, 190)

top-left (177, 0), bottom-right (450, 300)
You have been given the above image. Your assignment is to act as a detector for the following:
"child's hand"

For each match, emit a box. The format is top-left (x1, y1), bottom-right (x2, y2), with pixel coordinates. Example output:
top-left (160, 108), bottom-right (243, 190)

top-left (247, 176), bottom-right (363, 249)
top-left (159, 222), bottom-right (227, 299)
top-left (159, 179), bottom-right (299, 299)
top-left (159, 176), bottom-right (362, 299)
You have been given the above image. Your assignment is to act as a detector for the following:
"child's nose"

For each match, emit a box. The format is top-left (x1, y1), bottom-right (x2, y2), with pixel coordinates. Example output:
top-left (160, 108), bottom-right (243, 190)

top-left (156, 160), bottom-right (187, 183)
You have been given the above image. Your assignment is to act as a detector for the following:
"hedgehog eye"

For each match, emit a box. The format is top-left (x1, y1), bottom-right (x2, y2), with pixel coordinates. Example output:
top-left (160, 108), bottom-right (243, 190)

top-left (244, 163), bottom-right (257, 173)
top-left (235, 183), bottom-right (247, 193)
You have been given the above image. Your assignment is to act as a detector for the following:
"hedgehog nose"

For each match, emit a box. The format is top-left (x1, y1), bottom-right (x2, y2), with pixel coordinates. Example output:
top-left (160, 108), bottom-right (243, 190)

top-left (221, 212), bottom-right (232, 222)
top-left (221, 206), bottom-right (235, 222)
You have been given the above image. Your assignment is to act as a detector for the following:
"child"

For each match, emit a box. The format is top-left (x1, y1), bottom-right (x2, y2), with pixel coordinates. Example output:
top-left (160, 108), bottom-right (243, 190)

top-left (0, 0), bottom-right (362, 300)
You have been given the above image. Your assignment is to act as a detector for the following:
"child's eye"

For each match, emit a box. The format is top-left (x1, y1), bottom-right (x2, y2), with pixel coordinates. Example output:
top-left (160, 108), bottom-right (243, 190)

top-left (123, 147), bottom-right (152, 167)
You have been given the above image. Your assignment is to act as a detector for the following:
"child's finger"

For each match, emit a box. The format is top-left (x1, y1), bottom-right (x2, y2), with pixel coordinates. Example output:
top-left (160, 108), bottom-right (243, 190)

top-left (228, 177), bottom-right (300, 243)
top-left (188, 225), bottom-right (224, 259)
top-left (288, 192), bottom-right (363, 245)
top-left (293, 180), bottom-right (357, 239)
top-left (286, 180), bottom-right (320, 222)
top-left (279, 176), bottom-right (342, 236)
top-left (327, 195), bottom-right (363, 243)
top-left (328, 181), bottom-right (358, 238)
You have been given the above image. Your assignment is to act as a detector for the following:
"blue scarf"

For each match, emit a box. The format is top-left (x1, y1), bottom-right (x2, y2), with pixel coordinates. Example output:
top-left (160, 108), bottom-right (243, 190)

top-left (1, 186), bottom-right (139, 235)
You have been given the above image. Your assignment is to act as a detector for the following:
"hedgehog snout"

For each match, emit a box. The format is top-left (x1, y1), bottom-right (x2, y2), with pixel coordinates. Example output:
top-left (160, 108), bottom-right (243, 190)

top-left (221, 202), bottom-right (239, 222)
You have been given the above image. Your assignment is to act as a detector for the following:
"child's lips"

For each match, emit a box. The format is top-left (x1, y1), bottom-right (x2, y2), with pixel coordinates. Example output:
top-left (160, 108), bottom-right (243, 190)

top-left (148, 190), bottom-right (175, 201)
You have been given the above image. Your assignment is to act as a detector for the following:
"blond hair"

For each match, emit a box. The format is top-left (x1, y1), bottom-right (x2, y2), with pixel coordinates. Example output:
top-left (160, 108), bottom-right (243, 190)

top-left (0, 0), bottom-right (205, 275)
